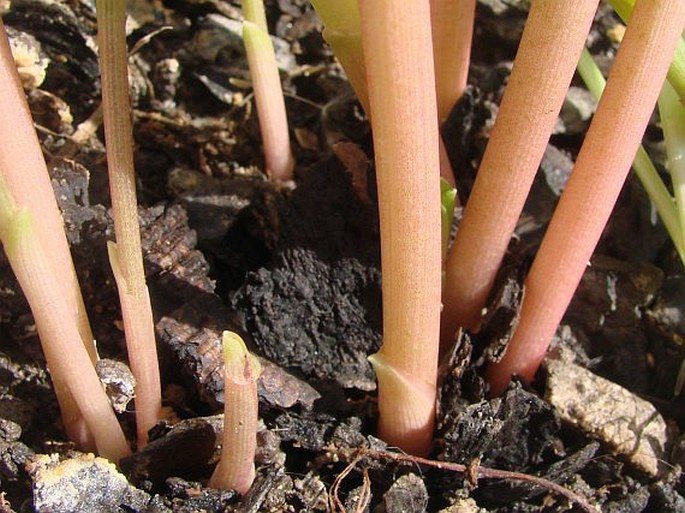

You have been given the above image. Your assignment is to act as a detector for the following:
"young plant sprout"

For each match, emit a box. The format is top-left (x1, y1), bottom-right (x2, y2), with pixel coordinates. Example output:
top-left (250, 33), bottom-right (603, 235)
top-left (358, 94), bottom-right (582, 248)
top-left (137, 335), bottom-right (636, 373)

top-left (0, 19), bottom-right (99, 451)
top-left (96, 0), bottom-right (162, 448)
top-left (209, 331), bottom-right (262, 494)
top-left (0, 20), bottom-right (129, 460)
top-left (487, 0), bottom-right (685, 395)
top-left (441, 0), bottom-right (600, 344)
top-left (359, 0), bottom-right (442, 456)
top-left (241, 0), bottom-right (294, 182)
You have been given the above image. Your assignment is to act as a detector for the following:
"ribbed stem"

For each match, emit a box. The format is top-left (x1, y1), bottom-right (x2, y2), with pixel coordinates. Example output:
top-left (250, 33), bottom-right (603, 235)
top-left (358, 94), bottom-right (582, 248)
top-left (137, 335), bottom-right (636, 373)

top-left (242, 19), bottom-right (294, 181)
top-left (441, 0), bottom-right (599, 341)
top-left (209, 332), bottom-right (261, 493)
top-left (0, 20), bottom-right (96, 450)
top-left (488, 0), bottom-right (685, 395)
top-left (360, 0), bottom-right (442, 456)
top-left (96, 0), bottom-right (161, 447)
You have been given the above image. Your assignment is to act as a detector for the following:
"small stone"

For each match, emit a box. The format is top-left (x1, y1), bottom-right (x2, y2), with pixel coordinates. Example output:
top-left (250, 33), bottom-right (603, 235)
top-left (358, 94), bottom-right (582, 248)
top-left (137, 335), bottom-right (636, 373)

top-left (6, 28), bottom-right (49, 89)
top-left (96, 359), bottom-right (136, 414)
top-left (545, 356), bottom-right (667, 475)
top-left (30, 452), bottom-right (150, 513)
top-left (439, 497), bottom-right (487, 513)
top-left (381, 473), bottom-right (428, 513)
top-left (557, 87), bottom-right (596, 135)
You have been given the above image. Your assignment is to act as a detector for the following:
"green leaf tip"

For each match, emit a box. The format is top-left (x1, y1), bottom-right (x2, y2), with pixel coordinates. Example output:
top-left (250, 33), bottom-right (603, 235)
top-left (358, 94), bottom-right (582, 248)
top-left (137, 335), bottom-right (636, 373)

top-left (0, 207), bottom-right (33, 257)
top-left (221, 331), bottom-right (262, 384)
top-left (310, 0), bottom-right (360, 35)
top-left (440, 178), bottom-right (457, 260)
top-left (0, 176), bottom-right (34, 254)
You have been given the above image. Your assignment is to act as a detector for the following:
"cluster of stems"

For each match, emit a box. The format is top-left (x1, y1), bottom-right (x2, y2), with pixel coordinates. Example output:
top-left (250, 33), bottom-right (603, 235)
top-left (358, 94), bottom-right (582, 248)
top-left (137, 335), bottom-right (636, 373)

top-left (441, 0), bottom-right (600, 339)
top-left (313, 0), bottom-right (685, 455)
top-left (3, 0), bottom-right (685, 499)
top-left (487, 0), bottom-right (685, 393)
top-left (1, 0), bottom-right (278, 489)
top-left (0, 18), bottom-right (130, 461)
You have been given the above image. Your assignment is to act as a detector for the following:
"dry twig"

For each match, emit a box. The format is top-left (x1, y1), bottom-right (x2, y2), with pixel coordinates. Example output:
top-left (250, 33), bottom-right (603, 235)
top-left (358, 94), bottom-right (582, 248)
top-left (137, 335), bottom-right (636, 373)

top-left (326, 445), bottom-right (599, 513)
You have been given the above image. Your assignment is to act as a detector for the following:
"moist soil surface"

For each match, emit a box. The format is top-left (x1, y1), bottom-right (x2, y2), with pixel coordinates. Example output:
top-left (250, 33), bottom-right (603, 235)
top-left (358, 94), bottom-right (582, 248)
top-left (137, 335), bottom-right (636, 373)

top-left (1, 1), bottom-right (685, 512)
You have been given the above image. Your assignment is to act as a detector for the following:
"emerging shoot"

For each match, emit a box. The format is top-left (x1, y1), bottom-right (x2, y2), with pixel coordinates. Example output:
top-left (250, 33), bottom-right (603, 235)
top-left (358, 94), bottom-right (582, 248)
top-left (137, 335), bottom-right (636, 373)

top-left (242, 0), bottom-right (295, 182)
top-left (209, 331), bottom-right (262, 494)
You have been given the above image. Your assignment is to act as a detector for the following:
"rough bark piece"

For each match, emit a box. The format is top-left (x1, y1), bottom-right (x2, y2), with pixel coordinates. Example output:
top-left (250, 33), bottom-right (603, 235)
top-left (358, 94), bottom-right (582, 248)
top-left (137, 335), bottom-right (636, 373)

top-left (234, 161), bottom-right (382, 391)
top-left (157, 294), bottom-right (320, 411)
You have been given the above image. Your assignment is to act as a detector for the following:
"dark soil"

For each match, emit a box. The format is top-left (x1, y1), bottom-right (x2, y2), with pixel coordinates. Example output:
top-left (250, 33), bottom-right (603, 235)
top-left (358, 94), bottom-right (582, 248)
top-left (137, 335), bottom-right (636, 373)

top-left (1, 0), bottom-right (685, 512)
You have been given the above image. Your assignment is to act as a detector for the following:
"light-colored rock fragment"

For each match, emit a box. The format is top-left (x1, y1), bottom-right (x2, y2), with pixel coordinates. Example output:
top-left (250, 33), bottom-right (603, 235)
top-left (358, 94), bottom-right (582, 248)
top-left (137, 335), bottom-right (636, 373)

top-left (545, 356), bottom-right (667, 475)
top-left (8, 30), bottom-right (48, 89)
top-left (439, 497), bottom-right (487, 512)
top-left (29, 452), bottom-right (149, 513)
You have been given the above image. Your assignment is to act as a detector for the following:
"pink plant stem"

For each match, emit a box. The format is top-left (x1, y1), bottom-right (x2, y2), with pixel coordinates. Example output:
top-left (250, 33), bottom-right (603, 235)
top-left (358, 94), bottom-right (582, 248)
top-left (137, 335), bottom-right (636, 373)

top-left (242, 20), bottom-right (295, 182)
top-left (210, 377), bottom-right (259, 493)
top-left (439, 137), bottom-right (456, 187)
top-left (441, 1), bottom-right (599, 343)
top-left (0, 22), bottom-right (97, 360)
top-left (430, 0), bottom-right (476, 124)
top-left (0, 19), bottom-right (97, 450)
top-left (2, 206), bottom-right (131, 461)
top-left (431, 0), bottom-right (475, 187)
top-left (487, 0), bottom-right (685, 395)
top-left (209, 332), bottom-right (261, 493)
top-left (96, 0), bottom-right (162, 447)
top-left (359, 0), bottom-right (441, 456)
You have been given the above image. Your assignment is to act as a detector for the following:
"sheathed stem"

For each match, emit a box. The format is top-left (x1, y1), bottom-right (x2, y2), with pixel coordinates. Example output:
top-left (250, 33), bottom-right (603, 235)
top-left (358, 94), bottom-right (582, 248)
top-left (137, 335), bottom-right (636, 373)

top-left (0, 19), bottom-right (96, 450)
top-left (360, 0), bottom-right (442, 456)
top-left (96, 0), bottom-right (161, 448)
top-left (0, 185), bottom-right (130, 461)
